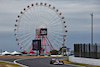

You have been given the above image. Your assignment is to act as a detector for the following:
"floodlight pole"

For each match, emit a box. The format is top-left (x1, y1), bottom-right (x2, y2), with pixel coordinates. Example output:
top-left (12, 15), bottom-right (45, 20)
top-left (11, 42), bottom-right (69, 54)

top-left (90, 13), bottom-right (93, 52)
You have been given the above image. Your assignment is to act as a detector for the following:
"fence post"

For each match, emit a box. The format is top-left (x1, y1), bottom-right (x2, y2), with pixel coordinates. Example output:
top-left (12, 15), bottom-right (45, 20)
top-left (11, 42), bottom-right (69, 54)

top-left (80, 44), bottom-right (82, 57)
top-left (74, 44), bottom-right (76, 57)
top-left (74, 43), bottom-right (100, 59)
top-left (85, 44), bottom-right (87, 57)
top-left (83, 44), bottom-right (85, 57)
top-left (95, 43), bottom-right (97, 59)
top-left (78, 44), bottom-right (79, 57)
top-left (89, 44), bottom-right (90, 58)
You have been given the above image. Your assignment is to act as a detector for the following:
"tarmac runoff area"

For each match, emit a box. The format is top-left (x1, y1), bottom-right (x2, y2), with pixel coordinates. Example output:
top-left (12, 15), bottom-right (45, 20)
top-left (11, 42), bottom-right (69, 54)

top-left (0, 56), bottom-right (85, 67)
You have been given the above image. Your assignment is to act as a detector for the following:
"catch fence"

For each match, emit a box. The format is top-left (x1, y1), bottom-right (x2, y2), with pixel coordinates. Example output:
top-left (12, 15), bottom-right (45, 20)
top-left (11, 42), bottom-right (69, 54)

top-left (74, 44), bottom-right (100, 59)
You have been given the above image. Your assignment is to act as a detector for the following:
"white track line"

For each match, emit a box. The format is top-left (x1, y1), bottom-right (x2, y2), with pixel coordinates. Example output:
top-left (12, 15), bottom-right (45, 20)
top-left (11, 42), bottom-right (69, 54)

top-left (64, 63), bottom-right (85, 67)
top-left (14, 58), bottom-right (30, 67)
top-left (13, 57), bottom-right (46, 67)
top-left (0, 60), bottom-right (25, 67)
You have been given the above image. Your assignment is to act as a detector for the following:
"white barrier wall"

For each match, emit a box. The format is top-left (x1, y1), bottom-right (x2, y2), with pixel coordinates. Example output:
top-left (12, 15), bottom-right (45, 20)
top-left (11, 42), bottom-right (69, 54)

top-left (69, 56), bottom-right (100, 66)
top-left (51, 55), bottom-right (63, 57)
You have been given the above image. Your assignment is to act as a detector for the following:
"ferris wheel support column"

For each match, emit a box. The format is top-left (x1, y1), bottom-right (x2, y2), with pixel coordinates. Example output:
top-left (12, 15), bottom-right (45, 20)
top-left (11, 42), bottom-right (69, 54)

top-left (42, 36), bottom-right (44, 53)
top-left (28, 44), bottom-right (32, 54)
top-left (45, 37), bottom-right (52, 51)
top-left (43, 36), bottom-right (48, 54)
top-left (46, 36), bottom-right (54, 50)
top-left (35, 36), bottom-right (37, 40)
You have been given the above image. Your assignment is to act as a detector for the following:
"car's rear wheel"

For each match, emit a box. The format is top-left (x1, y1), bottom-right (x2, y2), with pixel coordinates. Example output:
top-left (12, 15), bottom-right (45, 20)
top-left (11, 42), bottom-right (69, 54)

top-left (62, 61), bottom-right (64, 64)
top-left (50, 61), bottom-right (52, 64)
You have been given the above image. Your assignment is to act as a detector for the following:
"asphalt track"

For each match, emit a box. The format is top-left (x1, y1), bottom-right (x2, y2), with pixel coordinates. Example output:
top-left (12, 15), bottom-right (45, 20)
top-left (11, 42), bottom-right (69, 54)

top-left (0, 57), bottom-right (83, 67)
top-left (16, 57), bottom-right (81, 67)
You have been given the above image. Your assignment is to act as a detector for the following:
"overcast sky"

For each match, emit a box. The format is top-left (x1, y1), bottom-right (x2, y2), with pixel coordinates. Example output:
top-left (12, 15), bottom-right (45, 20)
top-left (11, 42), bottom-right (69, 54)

top-left (0, 0), bottom-right (100, 52)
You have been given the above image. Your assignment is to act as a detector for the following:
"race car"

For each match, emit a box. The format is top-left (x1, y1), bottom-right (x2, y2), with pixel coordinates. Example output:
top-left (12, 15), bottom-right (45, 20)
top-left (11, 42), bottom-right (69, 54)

top-left (50, 58), bottom-right (64, 65)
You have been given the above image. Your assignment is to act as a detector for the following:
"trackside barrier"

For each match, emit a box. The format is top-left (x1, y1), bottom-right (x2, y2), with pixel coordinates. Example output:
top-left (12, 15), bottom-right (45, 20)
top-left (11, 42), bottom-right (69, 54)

top-left (51, 55), bottom-right (63, 57)
top-left (69, 56), bottom-right (100, 66)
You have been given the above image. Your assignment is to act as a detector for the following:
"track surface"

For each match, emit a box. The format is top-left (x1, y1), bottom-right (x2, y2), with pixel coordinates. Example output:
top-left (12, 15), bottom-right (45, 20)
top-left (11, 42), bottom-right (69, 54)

top-left (16, 57), bottom-right (79, 67)
top-left (0, 57), bottom-right (82, 67)
top-left (0, 58), bottom-right (17, 62)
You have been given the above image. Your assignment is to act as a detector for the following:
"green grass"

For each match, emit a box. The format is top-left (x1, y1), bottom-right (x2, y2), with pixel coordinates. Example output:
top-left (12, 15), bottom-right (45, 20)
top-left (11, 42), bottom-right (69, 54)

top-left (0, 61), bottom-right (23, 67)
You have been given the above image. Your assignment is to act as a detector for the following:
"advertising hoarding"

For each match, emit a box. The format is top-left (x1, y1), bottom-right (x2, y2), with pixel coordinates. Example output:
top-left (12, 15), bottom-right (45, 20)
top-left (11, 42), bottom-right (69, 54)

top-left (40, 28), bottom-right (47, 36)
top-left (32, 40), bottom-right (41, 50)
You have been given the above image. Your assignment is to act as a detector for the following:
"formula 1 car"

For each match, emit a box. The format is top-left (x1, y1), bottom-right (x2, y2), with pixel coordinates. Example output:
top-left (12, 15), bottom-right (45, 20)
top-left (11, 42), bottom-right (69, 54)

top-left (50, 58), bottom-right (64, 65)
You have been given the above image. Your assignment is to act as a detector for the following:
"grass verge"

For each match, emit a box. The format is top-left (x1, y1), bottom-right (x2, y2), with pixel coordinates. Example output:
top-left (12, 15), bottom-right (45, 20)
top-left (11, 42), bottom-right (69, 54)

top-left (0, 56), bottom-right (45, 58)
top-left (0, 61), bottom-right (23, 67)
top-left (60, 58), bottom-right (100, 67)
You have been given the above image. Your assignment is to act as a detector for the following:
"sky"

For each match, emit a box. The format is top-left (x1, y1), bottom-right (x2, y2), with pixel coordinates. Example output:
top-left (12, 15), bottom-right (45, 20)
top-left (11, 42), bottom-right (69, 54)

top-left (0, 0), bottom-right (100, 52)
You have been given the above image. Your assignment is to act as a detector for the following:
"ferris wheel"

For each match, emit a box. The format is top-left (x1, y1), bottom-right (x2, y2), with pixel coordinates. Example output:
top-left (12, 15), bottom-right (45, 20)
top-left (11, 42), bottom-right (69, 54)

top-left (14, 2), bottom-right (67, 54)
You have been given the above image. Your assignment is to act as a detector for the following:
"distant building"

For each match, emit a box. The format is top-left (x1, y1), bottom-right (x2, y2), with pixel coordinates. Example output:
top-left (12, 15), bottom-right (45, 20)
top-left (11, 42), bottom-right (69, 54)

top-left (2, 51), bottom-right (11, 55)
top-left (58, 46), bottom-right (71, 56)
top-left (1, 51), bottom-right (22, 56)
top-left (11, 51), bottom-right (22, 55)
